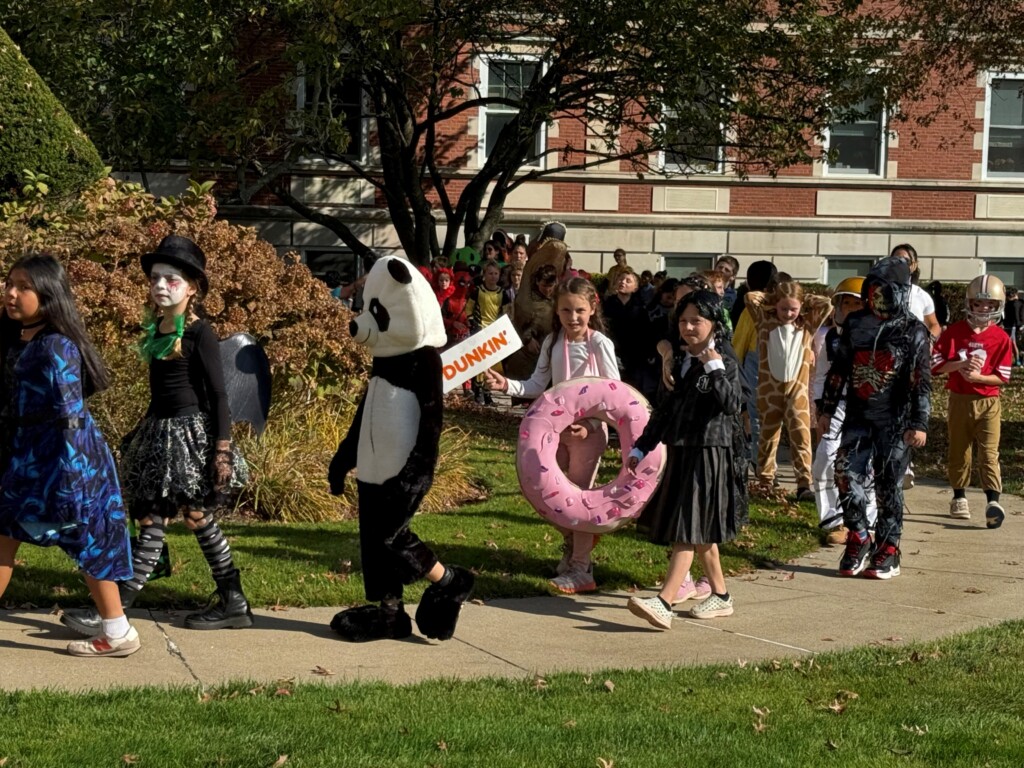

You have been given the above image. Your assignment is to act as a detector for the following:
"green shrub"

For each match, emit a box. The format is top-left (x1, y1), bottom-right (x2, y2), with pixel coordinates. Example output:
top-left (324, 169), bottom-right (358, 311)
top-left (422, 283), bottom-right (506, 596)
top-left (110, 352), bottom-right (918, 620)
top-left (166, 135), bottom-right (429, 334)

top-left (0, 26), bottom-right (104, 200)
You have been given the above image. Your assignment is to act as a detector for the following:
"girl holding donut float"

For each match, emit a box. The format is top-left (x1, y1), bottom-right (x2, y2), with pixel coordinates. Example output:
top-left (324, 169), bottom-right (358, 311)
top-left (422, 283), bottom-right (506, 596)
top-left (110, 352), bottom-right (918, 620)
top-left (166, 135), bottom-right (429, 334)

top-left (484, 277), bottom-right (619, 594)
top-left (626, 290), bottom-right (746, 630)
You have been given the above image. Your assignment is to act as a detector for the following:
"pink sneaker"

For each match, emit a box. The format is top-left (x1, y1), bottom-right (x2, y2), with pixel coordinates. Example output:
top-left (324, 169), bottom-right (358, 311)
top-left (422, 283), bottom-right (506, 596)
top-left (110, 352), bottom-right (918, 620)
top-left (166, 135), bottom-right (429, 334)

top-left (672, 574), bottom-right (712, 605)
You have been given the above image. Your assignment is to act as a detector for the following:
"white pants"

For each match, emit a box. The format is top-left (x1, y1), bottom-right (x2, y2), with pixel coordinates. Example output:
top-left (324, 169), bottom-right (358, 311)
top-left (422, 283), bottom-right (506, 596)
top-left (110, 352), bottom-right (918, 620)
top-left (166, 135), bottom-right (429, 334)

top-left (813, 399), bottom-right (877, 529)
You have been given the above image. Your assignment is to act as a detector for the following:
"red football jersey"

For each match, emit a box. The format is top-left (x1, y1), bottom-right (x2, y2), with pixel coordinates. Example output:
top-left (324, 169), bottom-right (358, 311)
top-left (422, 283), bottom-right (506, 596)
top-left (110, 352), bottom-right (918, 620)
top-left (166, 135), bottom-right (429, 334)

top-left (931, 320), bottom-right (1012, 397)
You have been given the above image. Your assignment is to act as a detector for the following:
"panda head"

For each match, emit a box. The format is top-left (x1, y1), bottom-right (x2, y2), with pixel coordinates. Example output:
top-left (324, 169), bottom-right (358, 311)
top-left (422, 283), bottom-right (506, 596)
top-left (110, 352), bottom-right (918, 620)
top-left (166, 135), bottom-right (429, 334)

top-left (349, 255), bottom-right (447, 356)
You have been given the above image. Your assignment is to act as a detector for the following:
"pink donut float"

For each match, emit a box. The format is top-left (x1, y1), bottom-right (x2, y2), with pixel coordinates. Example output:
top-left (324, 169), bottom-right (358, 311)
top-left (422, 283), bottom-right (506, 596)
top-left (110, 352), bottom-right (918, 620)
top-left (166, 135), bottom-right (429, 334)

top-left (516, 377), bottom-right (666, 534)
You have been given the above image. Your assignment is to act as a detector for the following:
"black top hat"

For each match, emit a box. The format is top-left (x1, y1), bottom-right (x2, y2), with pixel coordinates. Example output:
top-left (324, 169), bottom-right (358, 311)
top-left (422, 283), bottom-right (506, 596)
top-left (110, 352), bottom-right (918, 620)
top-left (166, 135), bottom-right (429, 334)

top-left (141, 235), bottom-right (208, 293)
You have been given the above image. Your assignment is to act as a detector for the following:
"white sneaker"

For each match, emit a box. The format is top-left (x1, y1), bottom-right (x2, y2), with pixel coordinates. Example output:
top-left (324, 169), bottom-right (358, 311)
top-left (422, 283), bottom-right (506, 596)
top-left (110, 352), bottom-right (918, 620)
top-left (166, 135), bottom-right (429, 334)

top-left (628, 596), bottom-right (673, 630)
top-left (67, 626), bottom-right (141, 658)
top-left (549, 564), bottom-right (596, 594)
top-left (689, 593), bottom-right (734, 620)
top-left (949, 498), bottom-right (971, 519)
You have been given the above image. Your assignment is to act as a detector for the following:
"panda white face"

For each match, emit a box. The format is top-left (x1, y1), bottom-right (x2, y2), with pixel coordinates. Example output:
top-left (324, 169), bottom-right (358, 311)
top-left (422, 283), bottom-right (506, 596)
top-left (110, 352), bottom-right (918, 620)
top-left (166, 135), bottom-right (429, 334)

top-left (350, 256), bottom-right (446, 357)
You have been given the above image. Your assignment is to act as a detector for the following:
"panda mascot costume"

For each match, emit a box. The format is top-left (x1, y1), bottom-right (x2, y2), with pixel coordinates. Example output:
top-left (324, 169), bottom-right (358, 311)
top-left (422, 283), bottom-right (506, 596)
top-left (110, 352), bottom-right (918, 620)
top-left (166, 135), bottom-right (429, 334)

top-left (328, 255), bottom-right (475, 642)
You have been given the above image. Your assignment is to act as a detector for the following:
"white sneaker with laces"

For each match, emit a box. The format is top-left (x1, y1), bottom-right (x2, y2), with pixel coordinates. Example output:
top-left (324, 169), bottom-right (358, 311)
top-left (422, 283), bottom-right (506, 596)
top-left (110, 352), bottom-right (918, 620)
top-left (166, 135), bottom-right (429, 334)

top-left (628, 596), bottom-right (673, 629)
top-left (67, 626), bottom-right (141, 658)
top-left (949, 497), bottom-right (971, 519)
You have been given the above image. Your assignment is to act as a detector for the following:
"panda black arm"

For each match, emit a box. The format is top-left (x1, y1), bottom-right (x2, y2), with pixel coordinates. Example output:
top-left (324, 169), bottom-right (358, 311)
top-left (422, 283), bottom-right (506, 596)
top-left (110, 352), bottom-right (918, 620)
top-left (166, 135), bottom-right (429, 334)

top-left (329, 393), bottom-right (365, 494)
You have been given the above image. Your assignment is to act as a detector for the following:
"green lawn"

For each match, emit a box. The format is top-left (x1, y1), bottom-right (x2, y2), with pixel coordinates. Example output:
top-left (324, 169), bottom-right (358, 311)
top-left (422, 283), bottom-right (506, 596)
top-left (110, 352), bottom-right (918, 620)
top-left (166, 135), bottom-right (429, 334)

top-left (4, 622), bottom-right (1024, 767)
top-left (1, 408), bottom-right (822, 611)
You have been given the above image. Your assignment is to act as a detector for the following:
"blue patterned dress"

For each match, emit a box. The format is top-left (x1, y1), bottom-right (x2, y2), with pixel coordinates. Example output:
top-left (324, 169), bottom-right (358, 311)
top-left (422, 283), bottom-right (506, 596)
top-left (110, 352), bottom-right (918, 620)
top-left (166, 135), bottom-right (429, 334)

top-left (0, 332), bottom-right (132, 581)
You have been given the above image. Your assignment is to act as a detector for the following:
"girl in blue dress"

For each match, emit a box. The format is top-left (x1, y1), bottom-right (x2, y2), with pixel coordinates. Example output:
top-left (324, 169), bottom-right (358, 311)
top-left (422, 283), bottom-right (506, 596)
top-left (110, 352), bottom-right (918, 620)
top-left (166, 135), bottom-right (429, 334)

top-left (0, 254), bottom-right (140, 657)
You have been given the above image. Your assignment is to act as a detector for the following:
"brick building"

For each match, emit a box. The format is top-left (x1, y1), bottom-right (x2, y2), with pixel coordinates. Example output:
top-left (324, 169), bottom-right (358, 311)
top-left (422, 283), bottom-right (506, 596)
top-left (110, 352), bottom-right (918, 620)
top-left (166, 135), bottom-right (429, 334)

top-left (125, 62), bottom-right (1024, 288)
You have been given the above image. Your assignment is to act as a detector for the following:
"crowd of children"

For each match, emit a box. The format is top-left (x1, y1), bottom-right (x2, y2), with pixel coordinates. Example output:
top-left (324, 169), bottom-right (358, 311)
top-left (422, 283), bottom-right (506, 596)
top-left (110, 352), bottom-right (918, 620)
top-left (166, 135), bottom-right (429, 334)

top-left (0, 230), bottom-right (1015, 651)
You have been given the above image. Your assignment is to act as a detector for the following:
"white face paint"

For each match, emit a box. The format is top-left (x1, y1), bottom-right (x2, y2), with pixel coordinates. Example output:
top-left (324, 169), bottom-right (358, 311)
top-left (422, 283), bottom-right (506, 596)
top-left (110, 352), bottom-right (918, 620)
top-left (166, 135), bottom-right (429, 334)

top-left (148, 263), bottom-right (195, 310)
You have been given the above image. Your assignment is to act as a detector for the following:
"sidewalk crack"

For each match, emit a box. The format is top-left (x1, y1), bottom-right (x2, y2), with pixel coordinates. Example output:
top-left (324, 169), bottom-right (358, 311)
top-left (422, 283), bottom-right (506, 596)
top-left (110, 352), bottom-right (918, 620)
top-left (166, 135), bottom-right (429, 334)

top-left (454, 637), bottom-right (531, 673)
top-left (149, 610), bottom-right (203, 687)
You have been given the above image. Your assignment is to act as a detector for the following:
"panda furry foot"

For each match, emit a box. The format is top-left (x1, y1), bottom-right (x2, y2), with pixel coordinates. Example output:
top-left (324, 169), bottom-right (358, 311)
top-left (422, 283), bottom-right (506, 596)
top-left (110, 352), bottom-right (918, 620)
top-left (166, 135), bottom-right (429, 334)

top-left (330, 604), bottom-right (412, 642)
top-left (415, 566), bottom-right (476, 641)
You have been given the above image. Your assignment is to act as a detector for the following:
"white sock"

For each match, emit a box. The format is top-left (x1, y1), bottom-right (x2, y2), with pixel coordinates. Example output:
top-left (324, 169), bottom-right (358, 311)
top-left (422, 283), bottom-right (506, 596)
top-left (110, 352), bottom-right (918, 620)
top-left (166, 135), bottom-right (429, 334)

top-left (102, 615), bottom-right (131, 639)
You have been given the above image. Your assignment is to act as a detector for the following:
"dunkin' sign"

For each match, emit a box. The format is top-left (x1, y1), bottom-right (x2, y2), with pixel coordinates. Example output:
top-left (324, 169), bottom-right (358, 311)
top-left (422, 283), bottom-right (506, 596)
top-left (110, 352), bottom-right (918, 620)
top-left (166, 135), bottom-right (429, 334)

top-left (440, 313), bottom-right (522, 393)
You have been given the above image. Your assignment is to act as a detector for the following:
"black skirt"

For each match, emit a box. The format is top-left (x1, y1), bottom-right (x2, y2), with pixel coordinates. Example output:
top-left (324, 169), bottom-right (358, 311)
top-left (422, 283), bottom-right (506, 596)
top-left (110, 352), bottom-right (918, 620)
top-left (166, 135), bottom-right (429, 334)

top-left (637, 445), bottom-right (737, 546)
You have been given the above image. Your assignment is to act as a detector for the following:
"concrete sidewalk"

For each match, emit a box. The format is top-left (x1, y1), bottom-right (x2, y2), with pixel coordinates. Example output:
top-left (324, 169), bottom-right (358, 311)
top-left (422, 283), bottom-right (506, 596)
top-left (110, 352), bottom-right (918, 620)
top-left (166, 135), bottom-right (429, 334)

top-left (1, 479), bottom-right (1022, 692)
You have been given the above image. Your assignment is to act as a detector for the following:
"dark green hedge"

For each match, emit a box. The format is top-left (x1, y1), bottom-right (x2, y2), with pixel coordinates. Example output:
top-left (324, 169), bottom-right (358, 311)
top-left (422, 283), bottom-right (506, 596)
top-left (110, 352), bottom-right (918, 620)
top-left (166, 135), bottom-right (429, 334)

top-left (0, 26), bottom-right (104, 200)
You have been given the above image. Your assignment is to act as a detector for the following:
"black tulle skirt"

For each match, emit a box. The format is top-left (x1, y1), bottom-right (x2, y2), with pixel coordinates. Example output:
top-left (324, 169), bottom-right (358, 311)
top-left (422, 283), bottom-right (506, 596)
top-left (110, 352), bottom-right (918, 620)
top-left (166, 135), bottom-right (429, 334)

top-left (637, 445), bottom-right (737, 546)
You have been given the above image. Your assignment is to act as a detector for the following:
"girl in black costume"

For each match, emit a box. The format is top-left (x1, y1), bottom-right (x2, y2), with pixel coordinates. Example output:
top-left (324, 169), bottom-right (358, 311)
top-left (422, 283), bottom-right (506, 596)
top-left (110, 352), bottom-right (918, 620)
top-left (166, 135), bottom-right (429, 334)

top-left (63, 235), bottom-right (251, 635)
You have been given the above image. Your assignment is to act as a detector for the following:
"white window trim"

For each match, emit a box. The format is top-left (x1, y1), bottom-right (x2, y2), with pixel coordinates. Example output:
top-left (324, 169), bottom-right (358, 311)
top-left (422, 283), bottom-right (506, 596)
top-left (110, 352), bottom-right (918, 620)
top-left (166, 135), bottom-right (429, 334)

top-left (657, 105), bottom-right (726, 175)
top-left (475, 54), bottom-right (548, 171)
top-left (982, 71), bottom-right (1024, 181)
top-left (294, 65), bottom-right (370, 165)
top-left (822, 98), bottom-right (888, 178)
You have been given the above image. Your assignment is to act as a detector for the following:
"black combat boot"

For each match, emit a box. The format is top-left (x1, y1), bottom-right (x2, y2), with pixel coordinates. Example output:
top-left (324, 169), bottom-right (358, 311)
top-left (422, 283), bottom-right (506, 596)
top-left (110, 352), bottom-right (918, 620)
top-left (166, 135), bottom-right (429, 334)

top-left (184, 569), bottom-right (254, 630)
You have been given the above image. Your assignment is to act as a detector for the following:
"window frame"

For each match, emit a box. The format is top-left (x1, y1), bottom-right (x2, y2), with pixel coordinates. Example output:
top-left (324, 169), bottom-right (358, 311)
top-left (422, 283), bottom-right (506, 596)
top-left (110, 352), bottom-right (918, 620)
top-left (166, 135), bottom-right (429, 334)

top-left (658, 103), bottom-right (726, 176)
top-left (475, 53), bottom-right (548, 170)
top-left (294, 65), bottom-right (370, 164)
top-left (822, 94), bottom-right (888, 178)
top-left (982, 72), bottom-right (1024, 181)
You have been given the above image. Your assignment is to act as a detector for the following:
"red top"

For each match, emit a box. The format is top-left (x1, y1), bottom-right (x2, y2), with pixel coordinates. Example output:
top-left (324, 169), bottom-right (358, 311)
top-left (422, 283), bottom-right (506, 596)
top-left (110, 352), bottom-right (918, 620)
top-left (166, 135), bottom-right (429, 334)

top-left (931, 320), bottom-right (1012, 397)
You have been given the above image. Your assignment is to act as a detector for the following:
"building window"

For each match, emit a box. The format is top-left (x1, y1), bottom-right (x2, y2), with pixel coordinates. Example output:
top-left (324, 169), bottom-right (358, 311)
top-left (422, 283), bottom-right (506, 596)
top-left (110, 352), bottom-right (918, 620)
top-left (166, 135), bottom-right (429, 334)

top-left (663, 254), bottom-right (714, 278)
top-left (826, 258), bottom-right (874, 287)
top-left (295, 68), bottom-right (367, 161)
top-left (984, 260), bottom-right (1024, 288)
top-left (660, 105), bottom-right (725, 174)
top-left (825, 96), bottom-right (886, 176)
top-left (478, 56), bottom-right (546, 167)
top-left (985, 77), bottom-right (1024, 178)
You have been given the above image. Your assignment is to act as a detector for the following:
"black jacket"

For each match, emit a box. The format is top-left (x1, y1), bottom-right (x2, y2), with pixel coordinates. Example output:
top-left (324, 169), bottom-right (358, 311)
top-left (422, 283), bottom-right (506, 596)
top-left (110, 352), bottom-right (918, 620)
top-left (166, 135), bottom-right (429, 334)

top-left (636, 348), bottom-right (742, 451)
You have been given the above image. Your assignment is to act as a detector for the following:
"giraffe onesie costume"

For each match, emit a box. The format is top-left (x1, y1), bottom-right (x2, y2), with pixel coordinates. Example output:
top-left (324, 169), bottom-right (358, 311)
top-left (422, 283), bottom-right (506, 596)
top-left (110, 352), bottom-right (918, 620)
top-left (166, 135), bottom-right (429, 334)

top-left (746, 290), bottom-right (832, 488)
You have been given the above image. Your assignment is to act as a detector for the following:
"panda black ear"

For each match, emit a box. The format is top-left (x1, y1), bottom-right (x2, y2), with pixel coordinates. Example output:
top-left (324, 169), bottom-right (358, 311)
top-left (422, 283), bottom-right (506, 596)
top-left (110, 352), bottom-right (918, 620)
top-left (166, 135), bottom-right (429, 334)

top-left (387, 258), bottom-right (413, 285)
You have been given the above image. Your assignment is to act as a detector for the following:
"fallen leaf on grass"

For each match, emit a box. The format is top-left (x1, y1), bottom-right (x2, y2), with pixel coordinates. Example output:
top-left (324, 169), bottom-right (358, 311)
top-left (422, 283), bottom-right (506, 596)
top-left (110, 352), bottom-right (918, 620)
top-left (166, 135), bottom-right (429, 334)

top-left (0, 757), bottom-right (8, 766)
top-left (274, 688), bottom-right (292, 697)
top-left (603, 679), bottom-right (615, 692)
top-left (248, 686), bottom-right (265, 696)
top-left (122, 756), bottom-right (139, 766)
top-left (563, 720), bottom-right (577, 728)
top-left (311, 665), bottom-right (335, 677)
top-left (485, 540), bottom-right (498, 550)
top-left (596, 759), bottom-right (614, 768)
top-left (269, 602), bottom-right (289, 612)
top-left (885, 636), bottom-right (904, 642)
top-left (901, 724), bottom-right (929, 736)
top-left (436, 740), bottom-right (448, 752)
top-left (454, 532), bottom-right (467, 539)
top-left (826, 740), bottom-right (839, 750)
top-left (270, 756), bottom-right (289, 768)
top-left (532, 675), bottom-right (548, 691)
top-left (737, 659), bottom-right (748, 668)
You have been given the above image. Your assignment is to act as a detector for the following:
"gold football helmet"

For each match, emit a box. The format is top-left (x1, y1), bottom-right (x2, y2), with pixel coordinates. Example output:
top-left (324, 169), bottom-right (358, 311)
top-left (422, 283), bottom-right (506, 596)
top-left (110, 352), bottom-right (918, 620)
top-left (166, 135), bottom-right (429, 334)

top-left (965, 274), bottom-right (1006, 325)
top-left (832, 276), bottom-right (865, 305)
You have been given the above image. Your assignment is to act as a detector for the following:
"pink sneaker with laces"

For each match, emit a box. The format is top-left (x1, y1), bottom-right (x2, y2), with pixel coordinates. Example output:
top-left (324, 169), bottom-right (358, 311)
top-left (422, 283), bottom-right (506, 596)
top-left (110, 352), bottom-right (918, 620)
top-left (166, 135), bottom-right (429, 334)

top-left (672, 574), bottom-right (712, 605)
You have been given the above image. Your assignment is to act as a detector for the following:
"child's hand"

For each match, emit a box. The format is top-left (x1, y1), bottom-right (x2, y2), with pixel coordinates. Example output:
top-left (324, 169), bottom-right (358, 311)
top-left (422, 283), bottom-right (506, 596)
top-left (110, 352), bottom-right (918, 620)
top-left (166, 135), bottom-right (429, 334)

top-left (903, 429), bottom-right (927, 448)
top-left (566, 423), bottom-right (589, 441)
top-left (626, 456), bottom-right (639, 475)
top-left (484, 369), bottom-right (507, 392)
top-left (697, 346), bottom-right (721, 364)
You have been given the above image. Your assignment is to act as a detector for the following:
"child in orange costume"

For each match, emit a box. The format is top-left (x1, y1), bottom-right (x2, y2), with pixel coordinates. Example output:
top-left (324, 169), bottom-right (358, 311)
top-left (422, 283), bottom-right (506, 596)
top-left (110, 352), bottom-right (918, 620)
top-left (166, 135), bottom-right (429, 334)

top-left (745, 282), bottom-right (832, 499)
